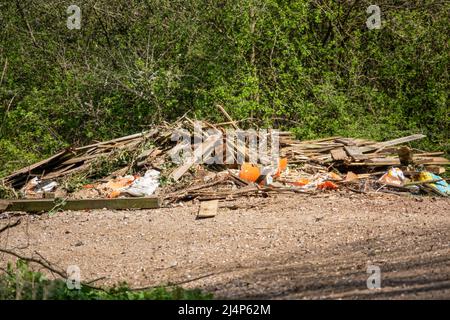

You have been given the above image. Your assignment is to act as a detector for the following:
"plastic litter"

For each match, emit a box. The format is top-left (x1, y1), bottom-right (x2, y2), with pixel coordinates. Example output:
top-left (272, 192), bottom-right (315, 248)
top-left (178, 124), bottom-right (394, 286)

top-left (121, 169), bottom-right (160, 197)
top-left (24, 177), bottom-right (58, 194)
top-left (417, 171), bottom-right (450, 195)
top-left (292, 178), bottom-right (310, 187)
top-left (378, 167), bottom-right (405, 186)
top-left (96, 175), bottom-right (136, 198)
top-left (239, 163), bottom-right (260, 183)
top-left (274, 158), bottom-right (288, 178)
top-left (317, 181), bottom-right (338, 190)
top-left (103, 175), bottom-right (135, 190)
top-left (239, 158), bottom-right (288, 185)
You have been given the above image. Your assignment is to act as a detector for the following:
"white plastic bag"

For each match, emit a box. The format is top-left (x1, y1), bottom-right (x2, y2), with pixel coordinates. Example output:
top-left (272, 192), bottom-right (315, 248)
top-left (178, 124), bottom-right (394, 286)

top-left (122, 170), bottom-right (160, 197)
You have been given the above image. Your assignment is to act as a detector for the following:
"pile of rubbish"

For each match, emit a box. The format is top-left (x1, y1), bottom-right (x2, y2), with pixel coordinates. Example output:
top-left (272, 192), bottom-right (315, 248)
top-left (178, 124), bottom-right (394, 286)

top-left (2, 113), bottom-right (449, 209)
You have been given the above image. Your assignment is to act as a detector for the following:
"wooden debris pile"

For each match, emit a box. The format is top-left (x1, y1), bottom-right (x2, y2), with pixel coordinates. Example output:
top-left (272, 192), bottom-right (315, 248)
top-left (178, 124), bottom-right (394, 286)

top-left (2, 128), bottom-right (174, 190)
top-left (1, 114), bottom-right (449, 211)
top-left (279, 134), bottom-right (449, 169)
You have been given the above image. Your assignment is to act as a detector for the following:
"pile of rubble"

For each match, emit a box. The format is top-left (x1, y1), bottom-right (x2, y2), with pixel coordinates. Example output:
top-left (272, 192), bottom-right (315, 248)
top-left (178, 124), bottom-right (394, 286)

top-left (1, 114), bottom-right (449, 213)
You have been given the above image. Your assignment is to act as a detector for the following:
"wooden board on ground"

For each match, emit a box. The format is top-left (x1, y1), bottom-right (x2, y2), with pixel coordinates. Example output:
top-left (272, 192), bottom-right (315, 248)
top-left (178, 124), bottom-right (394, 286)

top-left (4, 197), bottom-right (160, 213)
top-left (197, 200), bottom-right (219, 219)
top-left (330, 147), bottom-right (347, 161)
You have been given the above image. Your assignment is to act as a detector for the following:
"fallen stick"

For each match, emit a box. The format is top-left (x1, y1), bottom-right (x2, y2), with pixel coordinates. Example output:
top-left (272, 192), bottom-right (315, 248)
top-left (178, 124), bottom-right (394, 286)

top-left (216, 104), bottom-right (238, 129)
top-left (0, 248), bottom-right (67, 278)
top-left (0, 249), bottom-right (106, 292)
top-left (0, 218), bottom-right (22, 234)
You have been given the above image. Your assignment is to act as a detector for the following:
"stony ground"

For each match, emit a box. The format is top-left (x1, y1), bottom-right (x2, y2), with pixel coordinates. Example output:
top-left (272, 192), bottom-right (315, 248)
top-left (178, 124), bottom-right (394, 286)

top-left (1, 192), bottom-right (449, 299)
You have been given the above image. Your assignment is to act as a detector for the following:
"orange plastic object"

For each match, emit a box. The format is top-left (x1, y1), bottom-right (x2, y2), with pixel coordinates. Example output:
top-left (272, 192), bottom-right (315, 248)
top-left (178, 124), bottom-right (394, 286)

top-left (239, 163), bottom-right (261, 182)
top-left (104, 176), bottom-right (135, 190)
top-left (292, 178), bottom-right (310, 186)
top-left (108, 190), bottom-right (121, 198)
top-left (82, 184), bottom-right (95, 189)
top-left (317, 181), bottom-right (338, 190)
top-left (274, 158), bottom-right (288, 178)
top-left (279, 158), bottom-right (288, 171)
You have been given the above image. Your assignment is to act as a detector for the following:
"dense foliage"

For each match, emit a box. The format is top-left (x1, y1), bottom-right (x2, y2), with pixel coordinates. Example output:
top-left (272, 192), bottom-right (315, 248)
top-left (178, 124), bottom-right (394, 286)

top-left (0, 260), bottom-right (213, 300)
top-left (0, 0), bottom-right (448, 176)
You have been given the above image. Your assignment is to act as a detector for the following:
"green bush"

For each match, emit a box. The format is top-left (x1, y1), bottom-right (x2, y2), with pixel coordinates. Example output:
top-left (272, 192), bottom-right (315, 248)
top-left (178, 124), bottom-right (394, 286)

top-left (0, 1), bottom-right (448, 177)
top-left (0, 260), bottom-right (213, 300)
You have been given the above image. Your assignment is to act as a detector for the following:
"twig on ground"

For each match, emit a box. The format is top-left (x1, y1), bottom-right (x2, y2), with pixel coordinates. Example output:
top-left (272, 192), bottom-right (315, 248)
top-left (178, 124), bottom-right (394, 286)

top-left (0, 218), bottom-right (22, 235)
top-left (0, 249), bottom-right (106, 292)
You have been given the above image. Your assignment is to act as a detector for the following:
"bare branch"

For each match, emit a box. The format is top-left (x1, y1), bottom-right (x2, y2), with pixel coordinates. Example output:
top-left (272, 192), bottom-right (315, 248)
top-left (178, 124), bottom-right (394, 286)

top-left (0, 218), bottom-right (21, 235)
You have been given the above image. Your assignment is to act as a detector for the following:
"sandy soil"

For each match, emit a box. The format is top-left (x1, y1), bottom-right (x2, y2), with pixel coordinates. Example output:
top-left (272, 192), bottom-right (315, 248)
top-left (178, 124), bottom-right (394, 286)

top-left (1, 192), bottom-right (449, 299)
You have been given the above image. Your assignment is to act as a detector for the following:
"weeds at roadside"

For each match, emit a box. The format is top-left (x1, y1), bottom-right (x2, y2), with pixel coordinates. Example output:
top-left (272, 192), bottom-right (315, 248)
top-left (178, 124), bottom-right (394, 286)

top-left (0, 260), bottom-right (213, 300)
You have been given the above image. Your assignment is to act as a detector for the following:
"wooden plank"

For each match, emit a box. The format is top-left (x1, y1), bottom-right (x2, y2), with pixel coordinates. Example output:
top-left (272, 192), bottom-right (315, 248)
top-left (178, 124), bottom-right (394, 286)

top-left (42, 163), bottom-right (92, 180)
top-left (309, 146), bottom-right (344, 153)
top-left (413, 152), bottom-right (444, 157)
top-left (60, 154), bottom-right (102, 165)
top-left (3, 150), bottom-right (70, 181)
top-left (334, 138), bottom-right (356, 146)
top-left (413, 157), bottom-right (450, 165)
top-left (379, 134), bottom-right (426, 147)
top-left (41, 163), bottom-right (77, 180)
top-left (171, 134), bottom-right (221, 181)
top-left (297, 136), bottom-right (343, 144)
top-left (74, 129), bottom-right (158, 151)
top-left (424, 165), bottom-right (446, 175)
top-left (349, 160), bottom-right (400, 166)
top-left (0, 200), bottom-right (10, 213)
top-left (398, 146), bottom-right (413, 166)
top-left (344, 146), bottom-right (368, 161)
top-left (5, 197), bottom-right (160, 213)
top-left (197, 200), bottom-right (219, 219)
top-left (330, 148), bottom-right (347, 161)
top-left (43, 192), bottom-right (55, 199)
top-left (360, 134), bottom-right (426, 153)
top-left (167, 141), bottom-right (191, 159)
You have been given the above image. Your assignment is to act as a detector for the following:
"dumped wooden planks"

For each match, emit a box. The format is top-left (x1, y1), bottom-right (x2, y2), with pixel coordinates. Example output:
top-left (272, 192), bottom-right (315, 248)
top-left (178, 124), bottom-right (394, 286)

top-left (279, 133), bottom-right (449, 169)
top-left (3, 130), bottom-right (161, 189)
top-left (2, 110), bottom-right (448, 204)
top-left (3, 197), bottom-right (160, 213)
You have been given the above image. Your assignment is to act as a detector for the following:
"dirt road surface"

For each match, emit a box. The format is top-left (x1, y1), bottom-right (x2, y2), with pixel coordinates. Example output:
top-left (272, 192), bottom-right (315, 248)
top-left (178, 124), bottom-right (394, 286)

top-left (1, 192), bottom-right (449, 299)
